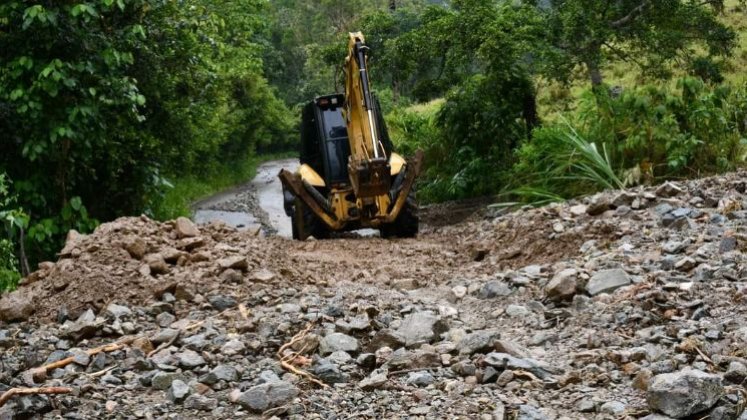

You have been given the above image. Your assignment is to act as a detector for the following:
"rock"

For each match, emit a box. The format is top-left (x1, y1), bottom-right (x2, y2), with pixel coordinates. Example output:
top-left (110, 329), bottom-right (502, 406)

top-left (313, 360), bottom-right (347, 384)
top-left (505, 305), bottom-right (530, 317)
top-left (451, 285), bottom-right (467, 299)
top-left (545, 268), bottom-right (578, 301)
top-left (279, 303), bottom-right (301, 313)
top-left (724, 361), bottom-right (747, 384)
top-left (516, 404), bottom-right (548, 420)
top-left (152, 372), bottom-right (187, 390)
top-left (647, 369), bottom-right (723, 418)
top-left (101, 373), bottom-right (123, 385)
top-left (124, 237), bottom-right (147, 260)
top-left (167, 379), bottom-right (190, 403)
top-left (719, 237), bottom-right (738, 254)
top-left (208, 294), bottom-right (237, 311)
top-left (200, 364), bottom-right (239, 385)
top-left (105, 303), bottom-right (132, 319)
top-left (236, 381), bottom-right (299, 412)
top-left (156, 312), bottom-right (175, 327)
top-left (386, 347), bottom-right (439, 370)
top-left (451, 360), bottom-right (477, 377)
top-left (319, 333), bottom-right (359, 355)
top-left (66, 309), bottom-right (100, 340)
top-left (396, 312), bottom-right (447, 347)
top-left (178, 349), bottom-right (206, 368)
top-left (217, 256), bottom-right (248, 271)
top-left (356, 353), bottom-right (376, 368)
top-left (368, 329), bottom-right (406, 351)
top-left (70, 349), bottom-right (90, 366)
top-left (493, 340), bottom-right (530, 359)
top-left (220, 268), bottom-right (243, 284)
top-left (144, 254), bottom-right (169, 275)
top-left (662, 240), bottom-right (688, 254)
top-left (586, 268), bottom-right (631, 296)
top-left (478, 281), bottom-right (512, 299)
top-left (393, 278), bottom-right (420, 291)
top-left (586, 196), bottom-right (611, 216)
top-left (358, 370), bottom-right (388, 390)
top-left (483, 352), bottom-right (553, 380)
top-left (221, 339), bottom-right (245, 356)
top-left (600, 401), bottom-right (626, 416)
top-left (656, 182), bottom-right (683, 198)
top-left (175, 217), bottom-right (200, 238)
top-left (0, 290), bottom-right (34, 322)
top-left (184, 394), bottom-right (218, 411)
top-left (570, 204), bottom-right (587, 216)
top-left (612, 192), bottom-right (637, 207)
top-left (482, 366), bottom-right (499, 383)
top-left (248, 268), bottom-right (275, 282)
top-left (457, 329), bottom-right (500, 355)
top-left (177, 237), bottom-right (205, 251)
top-left (674, 257), bottom-right (697, 271)
top-left (576, 399), bottom-right (595, 412)
top-left (151, 328), bottom-right (179, 344)
top-left (406, 371), bottom-right (435, 387)
top-left (335, 315), bottom-right (371, 333)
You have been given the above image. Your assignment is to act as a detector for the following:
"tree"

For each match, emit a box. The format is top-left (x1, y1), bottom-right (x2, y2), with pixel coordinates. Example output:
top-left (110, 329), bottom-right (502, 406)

top-left (538, 0), bottom-right (738, 88)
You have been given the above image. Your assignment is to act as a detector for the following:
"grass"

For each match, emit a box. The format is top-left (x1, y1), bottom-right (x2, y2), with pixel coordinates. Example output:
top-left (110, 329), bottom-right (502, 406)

top-left (152, 151), bottom-right (296, 220)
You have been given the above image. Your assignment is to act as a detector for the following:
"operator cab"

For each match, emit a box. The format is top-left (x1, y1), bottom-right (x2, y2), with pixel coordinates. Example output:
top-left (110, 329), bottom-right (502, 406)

top-left (300, 94), bottom-right (351, 188)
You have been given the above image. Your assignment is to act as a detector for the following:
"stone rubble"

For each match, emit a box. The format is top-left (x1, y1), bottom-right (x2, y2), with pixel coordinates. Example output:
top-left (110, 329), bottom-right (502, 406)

top-left (2, 172), bottom-right (747, 418)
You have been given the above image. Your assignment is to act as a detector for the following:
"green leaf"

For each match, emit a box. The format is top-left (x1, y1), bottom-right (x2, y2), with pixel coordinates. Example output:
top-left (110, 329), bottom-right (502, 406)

top-left (70, 197), bottom-right (82, 211)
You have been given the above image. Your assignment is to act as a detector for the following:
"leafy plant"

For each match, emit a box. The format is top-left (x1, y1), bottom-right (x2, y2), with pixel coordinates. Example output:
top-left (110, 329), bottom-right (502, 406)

top-left (0, 174), bottom-right (24, 292)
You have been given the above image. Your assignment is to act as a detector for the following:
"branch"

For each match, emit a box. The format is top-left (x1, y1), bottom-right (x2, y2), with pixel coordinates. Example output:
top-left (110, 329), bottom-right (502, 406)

top-left (610, 1), bottom-right (650, 28)
top-left (0, 387), bottom-right (72, 407)
top-left (28, 336), bottom-right (137, 381)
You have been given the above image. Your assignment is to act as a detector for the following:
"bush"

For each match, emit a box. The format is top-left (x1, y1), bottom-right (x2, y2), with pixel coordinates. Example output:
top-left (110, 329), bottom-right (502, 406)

top-left (509, 78), bottom-right (747, 203)
top-left (0, 174), bottom-right (23, 292)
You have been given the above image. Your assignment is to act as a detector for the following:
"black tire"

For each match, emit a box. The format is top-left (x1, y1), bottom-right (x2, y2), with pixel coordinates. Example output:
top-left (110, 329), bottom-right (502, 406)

top-left (381, 190), bottom-right (418, 239)
top-left (292, 198), bottom-right (329, 241)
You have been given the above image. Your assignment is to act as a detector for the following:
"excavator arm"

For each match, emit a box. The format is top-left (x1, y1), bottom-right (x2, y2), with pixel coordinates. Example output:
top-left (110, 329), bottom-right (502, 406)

top-left (344, 32), bottom-right (391, 199)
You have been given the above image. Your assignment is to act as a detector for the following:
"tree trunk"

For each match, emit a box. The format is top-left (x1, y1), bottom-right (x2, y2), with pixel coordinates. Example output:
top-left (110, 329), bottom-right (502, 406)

top-left (522, 90), bottom-right (540, 139)
top-left (586, 60), bottom-right (604, 89)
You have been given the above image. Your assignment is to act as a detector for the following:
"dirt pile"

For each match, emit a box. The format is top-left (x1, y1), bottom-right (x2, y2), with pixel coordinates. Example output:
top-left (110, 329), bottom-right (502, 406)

top-left (2, 172), bottom-right (747, 419)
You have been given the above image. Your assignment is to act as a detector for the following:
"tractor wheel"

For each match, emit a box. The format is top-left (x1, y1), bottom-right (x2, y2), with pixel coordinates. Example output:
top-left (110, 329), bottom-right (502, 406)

top-left (292, 198), bottom-right (329, 240)
top-left (381, 190), bottom-right (418, 239)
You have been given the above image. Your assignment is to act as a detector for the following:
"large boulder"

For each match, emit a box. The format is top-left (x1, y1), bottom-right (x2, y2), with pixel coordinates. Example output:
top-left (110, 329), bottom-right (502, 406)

top-left (0, 289), bottom-right (35, 322)
top-left (647, 369), bottom-right (723, 418)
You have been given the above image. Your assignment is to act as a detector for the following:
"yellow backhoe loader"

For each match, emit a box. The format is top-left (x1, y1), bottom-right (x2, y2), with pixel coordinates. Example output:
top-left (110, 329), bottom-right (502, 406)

top-left (279, 32), bottom-right (423, 240)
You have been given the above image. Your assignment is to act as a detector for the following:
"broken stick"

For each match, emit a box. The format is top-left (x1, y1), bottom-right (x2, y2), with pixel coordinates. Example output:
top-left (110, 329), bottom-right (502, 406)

top-left (276, 323), bottom-right (328, 389)
top-left (0, 387), bottom-right (72, 408)
top-left (29, 336), bottom-right (137, 381)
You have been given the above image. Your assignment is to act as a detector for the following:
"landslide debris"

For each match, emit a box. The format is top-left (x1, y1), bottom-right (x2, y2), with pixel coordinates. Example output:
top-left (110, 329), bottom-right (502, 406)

top-left (2, 171), bottom-right (747, 419)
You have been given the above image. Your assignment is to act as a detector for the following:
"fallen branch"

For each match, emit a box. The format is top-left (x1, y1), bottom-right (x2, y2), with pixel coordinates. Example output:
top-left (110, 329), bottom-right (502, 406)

top-left (29, 336), bottom-right (137, 381)
top-left (0, 387), bottom-right (72, 408)
top-left (277, 323), bottom-right (328, 389)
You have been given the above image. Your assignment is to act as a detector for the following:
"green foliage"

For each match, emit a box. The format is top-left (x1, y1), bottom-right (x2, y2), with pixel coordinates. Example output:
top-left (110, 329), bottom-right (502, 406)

top-left (510, 78), bottom-right (747, 203)
top-left (540, 0), bottom-right (739, 87)
top-left (0, 174), bottom-right (23, 292)
top-left (1, 0), bottom-right (294, 264)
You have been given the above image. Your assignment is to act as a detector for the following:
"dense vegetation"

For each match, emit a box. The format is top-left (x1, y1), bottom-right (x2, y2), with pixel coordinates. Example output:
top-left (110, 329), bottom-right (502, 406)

top-left (2, 0), bottom-right (747, 290)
